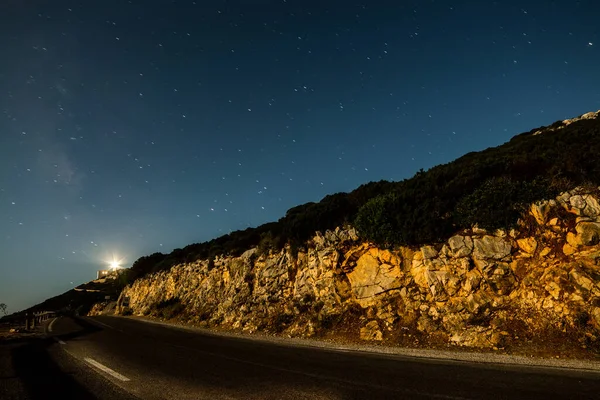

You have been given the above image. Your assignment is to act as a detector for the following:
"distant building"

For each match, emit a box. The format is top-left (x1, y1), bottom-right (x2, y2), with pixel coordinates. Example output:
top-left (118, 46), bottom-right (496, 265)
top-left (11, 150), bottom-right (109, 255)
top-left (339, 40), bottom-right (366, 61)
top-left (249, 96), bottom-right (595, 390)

top-left (97, 270), bottom-right (110, 279)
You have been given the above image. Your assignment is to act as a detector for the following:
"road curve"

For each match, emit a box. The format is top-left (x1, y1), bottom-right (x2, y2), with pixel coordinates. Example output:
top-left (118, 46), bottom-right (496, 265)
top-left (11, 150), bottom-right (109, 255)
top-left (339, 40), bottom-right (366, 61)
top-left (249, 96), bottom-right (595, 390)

top-left (44, 315), bottom-right (600, 399)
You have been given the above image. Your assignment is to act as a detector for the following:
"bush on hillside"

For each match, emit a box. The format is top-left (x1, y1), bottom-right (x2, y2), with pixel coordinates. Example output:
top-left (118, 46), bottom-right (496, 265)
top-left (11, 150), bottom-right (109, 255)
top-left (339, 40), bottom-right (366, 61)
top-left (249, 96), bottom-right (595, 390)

top-left (354, 193), bottom-right (400, 247)
top-left (454, 177), bottom-right (554, 231)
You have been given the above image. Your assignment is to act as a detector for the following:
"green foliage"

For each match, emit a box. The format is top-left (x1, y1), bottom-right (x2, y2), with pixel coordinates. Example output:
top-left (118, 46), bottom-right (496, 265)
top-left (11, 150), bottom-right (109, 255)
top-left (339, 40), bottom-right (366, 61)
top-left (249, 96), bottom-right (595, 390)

top-left (354, 186), bottom-right (453, 247)
top-left (0, 303), bottom-right (7, 315)
top-left (454, 177), bottom-right (554, 231)
top-left (257, 231), bottom-right (278, 255)
top-left (354, 193), bottom-right (399, 247)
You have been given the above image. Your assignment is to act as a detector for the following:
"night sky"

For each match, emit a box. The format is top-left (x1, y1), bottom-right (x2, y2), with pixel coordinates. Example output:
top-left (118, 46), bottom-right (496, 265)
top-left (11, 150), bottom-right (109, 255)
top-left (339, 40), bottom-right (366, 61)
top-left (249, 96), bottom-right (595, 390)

top-left (1, 1), bottom-right (599, 313)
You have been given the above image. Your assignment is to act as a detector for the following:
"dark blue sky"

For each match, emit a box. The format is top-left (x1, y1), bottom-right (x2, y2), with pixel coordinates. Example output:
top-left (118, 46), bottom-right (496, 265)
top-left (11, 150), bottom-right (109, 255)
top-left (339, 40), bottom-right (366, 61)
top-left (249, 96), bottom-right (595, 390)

top-left (1, 0), bottom-right (599, 313)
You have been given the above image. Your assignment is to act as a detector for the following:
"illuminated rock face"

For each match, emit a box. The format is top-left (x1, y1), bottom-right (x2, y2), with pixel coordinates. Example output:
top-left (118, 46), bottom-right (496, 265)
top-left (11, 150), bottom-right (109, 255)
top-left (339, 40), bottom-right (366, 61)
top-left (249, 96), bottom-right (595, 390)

top-left (532, 109), bottom-right (600, 135)
top-left (115, 187), bottom-right (600, 350)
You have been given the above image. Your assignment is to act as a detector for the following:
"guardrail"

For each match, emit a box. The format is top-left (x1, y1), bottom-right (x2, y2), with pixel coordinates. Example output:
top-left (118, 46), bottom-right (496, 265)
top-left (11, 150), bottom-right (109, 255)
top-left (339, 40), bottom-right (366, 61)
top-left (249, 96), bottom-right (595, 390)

top-left (24, 311), bottom-right (56, 330)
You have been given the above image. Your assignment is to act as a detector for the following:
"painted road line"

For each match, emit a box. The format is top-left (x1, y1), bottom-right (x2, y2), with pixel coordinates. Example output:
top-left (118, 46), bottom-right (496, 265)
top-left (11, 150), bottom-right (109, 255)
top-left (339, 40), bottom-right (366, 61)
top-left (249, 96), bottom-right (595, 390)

top-left (88, 318), bottom-right (119, 331)
top-left (53, 337), bottom-right (66, 345)
top-left (84, 357), bottom-right (131, 382)
top-left (90, 319), bottom-right (113, 329)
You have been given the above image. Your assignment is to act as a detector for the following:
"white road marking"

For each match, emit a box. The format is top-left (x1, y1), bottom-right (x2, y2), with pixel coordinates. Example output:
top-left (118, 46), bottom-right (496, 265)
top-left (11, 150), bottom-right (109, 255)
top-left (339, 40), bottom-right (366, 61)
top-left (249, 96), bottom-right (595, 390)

top-left (84, 357), bottom-right (131, 382)
top-left (89, 318), bottom-right (114, 330)
top-left (87, 317), bottom-right (124, 332)
top-left (53, 337), bottom-right (66, 345)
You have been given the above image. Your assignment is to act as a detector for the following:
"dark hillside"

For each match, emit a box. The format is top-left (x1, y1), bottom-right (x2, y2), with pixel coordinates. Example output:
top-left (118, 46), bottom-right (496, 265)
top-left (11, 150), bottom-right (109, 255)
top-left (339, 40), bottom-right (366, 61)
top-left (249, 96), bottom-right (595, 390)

top-left (126, 113), bottom-right (600, 283)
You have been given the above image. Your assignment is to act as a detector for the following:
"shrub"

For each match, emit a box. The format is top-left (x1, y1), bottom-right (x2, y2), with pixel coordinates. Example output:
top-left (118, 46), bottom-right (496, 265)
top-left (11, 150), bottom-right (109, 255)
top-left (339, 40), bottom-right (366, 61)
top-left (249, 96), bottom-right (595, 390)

top-left (354, 192), bottom-right (400, 247)
top-left (257, 231), bottom-right (278, 255)
top-left (454, 177), bottom-right (553, 231)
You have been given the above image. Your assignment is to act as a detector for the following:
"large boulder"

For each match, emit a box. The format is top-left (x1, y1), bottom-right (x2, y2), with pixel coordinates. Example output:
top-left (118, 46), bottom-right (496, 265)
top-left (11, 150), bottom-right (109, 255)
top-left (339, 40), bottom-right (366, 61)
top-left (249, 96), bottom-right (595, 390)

top-left (448, 235), bottom-right (474, 257)
top-left (575, 222), bottom-right (600, 246)
top-left (347, 253), bottom-right (403, 307)
top-left (473, 236), bottom-right (512, 260)
top-left (569, 195), bottom-right (600, 218)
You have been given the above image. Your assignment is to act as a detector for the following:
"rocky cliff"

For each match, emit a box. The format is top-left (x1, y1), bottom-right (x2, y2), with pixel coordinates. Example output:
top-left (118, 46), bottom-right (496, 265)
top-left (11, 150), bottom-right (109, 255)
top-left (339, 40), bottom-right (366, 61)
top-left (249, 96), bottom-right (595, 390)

top-left (115, 187), bottom-right (600, 355)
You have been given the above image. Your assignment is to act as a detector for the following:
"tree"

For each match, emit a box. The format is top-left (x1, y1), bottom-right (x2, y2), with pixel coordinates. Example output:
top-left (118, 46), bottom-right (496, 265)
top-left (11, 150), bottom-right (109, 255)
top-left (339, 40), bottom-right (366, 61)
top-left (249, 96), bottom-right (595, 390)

top-left (0, 303), bottom-right (7, 315)
top-left (354, 192), bottom-right (400, 247)
top-left (454, 177), bottom-right (552, 231)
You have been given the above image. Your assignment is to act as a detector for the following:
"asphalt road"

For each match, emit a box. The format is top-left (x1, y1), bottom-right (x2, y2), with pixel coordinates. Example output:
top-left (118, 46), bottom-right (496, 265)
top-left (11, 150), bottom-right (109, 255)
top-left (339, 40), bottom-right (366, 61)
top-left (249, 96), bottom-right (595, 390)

top-left (0, 333), bottom-right (137, 400)
top-left (4, 315), bottom-right (600, 399)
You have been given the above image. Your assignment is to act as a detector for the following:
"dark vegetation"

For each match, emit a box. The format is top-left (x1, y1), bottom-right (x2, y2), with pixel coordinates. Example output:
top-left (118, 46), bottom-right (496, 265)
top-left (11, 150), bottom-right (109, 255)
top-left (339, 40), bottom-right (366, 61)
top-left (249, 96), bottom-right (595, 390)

top-left (2, 290), bottom-right (106, 322)
top-left (2, 275), bottom-right (127, 321)
top-left (123, 116), bottom-right (600, 282)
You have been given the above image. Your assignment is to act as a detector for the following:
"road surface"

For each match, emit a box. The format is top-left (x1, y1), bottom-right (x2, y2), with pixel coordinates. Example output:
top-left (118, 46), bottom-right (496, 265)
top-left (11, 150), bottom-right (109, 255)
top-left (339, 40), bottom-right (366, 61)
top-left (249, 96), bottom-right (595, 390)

top-left (3, 315), bottom-right (600, 399)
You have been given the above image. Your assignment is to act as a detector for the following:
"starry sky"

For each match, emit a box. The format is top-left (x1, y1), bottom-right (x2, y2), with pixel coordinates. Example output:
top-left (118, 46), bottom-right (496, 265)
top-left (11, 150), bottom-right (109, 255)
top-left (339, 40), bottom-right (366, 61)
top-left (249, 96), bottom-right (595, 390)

top-left (1, 0), bottom-right (599, 313)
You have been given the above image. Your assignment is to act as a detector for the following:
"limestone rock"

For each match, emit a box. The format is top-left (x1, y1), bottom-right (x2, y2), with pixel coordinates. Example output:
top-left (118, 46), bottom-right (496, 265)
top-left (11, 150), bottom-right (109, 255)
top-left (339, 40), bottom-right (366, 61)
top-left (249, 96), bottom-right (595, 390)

top-left (241, 247), bottom-right (257, 260)
top-left (360, 320), bottom-right (383, 341)
top-left (570, 195), bottom-right (587, 215)
top-left (464, 291), bottom-right (491, 314)
top-left (539, 247), bottom-right (551, 257)
top-left (448, 235), bottom-right (473, 257)
top-left (562, 191), bottom-right (600, 218)
top-left (462, 269), bottom-right (482, 293)
top-left (472, 226), bottom-right (487, 235)
top-left (517, 237), bottom-right (537, 255)
top-left (545, 282), bottom-right (561, 300)
top-left (411, 264), bottom-right (435, 290)
top-left (575, 222), bottom-right (600, 246)
top-left (450, 327), bottom-right (493, 348)
top-left (530, 201), bottom-right (553, 225)
top-left (473, 236), bottom-right (512, 260)
top-left (417, 314), bottom-right (438, 333)
top-left (347, 253), bottom-right (402, 307)
top-left (591, 308), bottom-right (600, 330)
top-left (421, 246), bottom-right (438, 259)
top-left (563, 243), bottom-right (577, 256)
top-left (569, 270), bottom-right (594, 292)
top-left (583, 195), bottom-right (600, 218)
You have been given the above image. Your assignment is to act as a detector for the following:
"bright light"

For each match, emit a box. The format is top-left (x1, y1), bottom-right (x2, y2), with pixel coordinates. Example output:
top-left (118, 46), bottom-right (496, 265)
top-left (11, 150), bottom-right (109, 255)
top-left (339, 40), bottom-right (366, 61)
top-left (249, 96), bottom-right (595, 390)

top-left (105, 253), bottom-right (126, 270)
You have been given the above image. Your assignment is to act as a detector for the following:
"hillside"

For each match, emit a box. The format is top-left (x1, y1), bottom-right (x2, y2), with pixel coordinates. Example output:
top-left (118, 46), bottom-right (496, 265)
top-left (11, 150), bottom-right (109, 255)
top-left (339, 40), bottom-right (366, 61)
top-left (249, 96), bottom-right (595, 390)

top-left (115, 187), bottom-right (600, 357)
top-left (26, 109), bottom-right (600, 357)
top-left (1, 271), bottom-right (126, 321)
top-left (124, 110), bottom-right (600, 286)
